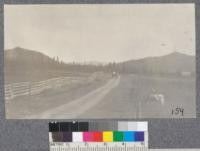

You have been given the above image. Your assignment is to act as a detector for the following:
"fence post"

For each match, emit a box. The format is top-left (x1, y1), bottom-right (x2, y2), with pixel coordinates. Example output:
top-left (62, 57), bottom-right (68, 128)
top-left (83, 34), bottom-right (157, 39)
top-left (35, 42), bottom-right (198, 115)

top-left (10, 84), bottom-right (14, 99)
top-left (28, 82), bottom-right (31, 96)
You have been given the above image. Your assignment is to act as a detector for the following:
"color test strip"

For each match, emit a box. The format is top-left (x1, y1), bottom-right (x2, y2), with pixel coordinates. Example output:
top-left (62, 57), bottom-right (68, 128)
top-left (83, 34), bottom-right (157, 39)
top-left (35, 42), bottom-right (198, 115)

top-left (60, 122), bottom-right (70, 132)
top-left (49, 121), bottom-right (148, 151)
top-left (119, 121), bottom-right (148, 131)
top-left (62, 132), bottom-right (72, 142)
top-left (127, 122), bottom-right (137, 131)
top-left (137, 122), bottom-right (148, 131)
top-left (49, 121), bottom-right (148, 132)
top-left (135, 132), bottom-right (144, 142)
top-left (49, 121), bottom-right (147, 143)
top-left (118, 121), bottom-right (128, 131)
top-left (72, 132), bottom-right (83, 142)
top-left (103, 131), bottom-right (113, 142)
top-left (79, 122), bottom-right (89, 131)
top-left (83, 132), bottom-right (93, 142)
top-left (124, 131), bottom-right (135, 142)
top-left (51, 132), bottom-right (63, 142)
top-left (113, 131), bottom-right (123, 142)
top-left (93, 132), bottom-right (103, 142)
top-left (49, 122), bottom-right (60, 132)
top-left (50, 131), bottom-right (145, 142)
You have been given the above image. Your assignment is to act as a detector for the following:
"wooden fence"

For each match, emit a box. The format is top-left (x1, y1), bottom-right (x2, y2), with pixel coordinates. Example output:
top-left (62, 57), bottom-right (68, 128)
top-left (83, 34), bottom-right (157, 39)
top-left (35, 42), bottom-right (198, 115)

top-left (5, 76), bottom-right (90, 100)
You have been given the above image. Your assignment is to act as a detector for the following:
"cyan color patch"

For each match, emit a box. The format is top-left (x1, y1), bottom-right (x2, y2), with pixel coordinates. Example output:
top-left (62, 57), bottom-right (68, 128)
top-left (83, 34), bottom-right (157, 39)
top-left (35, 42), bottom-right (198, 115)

top-left (123, 131), bottom-right (135, 142)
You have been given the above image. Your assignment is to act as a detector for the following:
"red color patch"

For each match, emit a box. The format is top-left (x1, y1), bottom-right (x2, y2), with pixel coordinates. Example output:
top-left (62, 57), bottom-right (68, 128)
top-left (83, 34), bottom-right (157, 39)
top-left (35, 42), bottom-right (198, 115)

top-left (93, 132), bottom-right (103, 142)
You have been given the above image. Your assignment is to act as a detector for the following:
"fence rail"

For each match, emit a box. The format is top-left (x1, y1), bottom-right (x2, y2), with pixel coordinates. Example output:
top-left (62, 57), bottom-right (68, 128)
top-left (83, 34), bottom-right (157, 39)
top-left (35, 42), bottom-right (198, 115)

top-left (5, 76), bottom-right (93, 100)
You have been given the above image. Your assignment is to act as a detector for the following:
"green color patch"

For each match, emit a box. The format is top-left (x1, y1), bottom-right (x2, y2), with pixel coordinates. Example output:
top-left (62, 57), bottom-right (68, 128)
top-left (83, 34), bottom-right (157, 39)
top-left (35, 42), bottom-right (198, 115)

top-left (113, 131), bottom-right (123, 142)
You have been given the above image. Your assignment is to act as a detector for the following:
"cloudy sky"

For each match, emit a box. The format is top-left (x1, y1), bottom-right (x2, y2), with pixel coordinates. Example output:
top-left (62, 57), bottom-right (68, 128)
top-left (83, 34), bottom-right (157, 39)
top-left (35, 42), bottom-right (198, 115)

top-left (4, 4), bottom-right (195, 63)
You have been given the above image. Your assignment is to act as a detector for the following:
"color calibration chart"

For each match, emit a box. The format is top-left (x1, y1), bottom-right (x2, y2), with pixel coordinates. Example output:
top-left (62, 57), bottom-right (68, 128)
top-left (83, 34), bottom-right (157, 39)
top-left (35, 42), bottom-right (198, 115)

top-left (49, 121), bottom-right (148, 151)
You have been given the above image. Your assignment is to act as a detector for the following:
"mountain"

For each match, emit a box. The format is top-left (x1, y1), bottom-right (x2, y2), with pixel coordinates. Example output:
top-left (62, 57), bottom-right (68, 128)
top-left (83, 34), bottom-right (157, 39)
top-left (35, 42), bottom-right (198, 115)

top-left (5, 47), bottom-right (63, 71)
top-left (117, 51), bottom-right (195, 75)
top-left (5, 47), bottom-right (50, 61)
top-left (4, 47), bottom-right (107, 83)
top-left (4, 47), bottom-right (67, 83)
top-left (4, 47), bottom-right (195, 83)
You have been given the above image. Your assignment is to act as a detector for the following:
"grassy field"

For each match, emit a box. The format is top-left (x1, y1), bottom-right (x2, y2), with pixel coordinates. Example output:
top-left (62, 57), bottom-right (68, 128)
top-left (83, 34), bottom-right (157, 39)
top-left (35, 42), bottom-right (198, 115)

top-left (136, 75), bottom-right (196, 118)
top-left (80, 74), bottom-right (196, 118)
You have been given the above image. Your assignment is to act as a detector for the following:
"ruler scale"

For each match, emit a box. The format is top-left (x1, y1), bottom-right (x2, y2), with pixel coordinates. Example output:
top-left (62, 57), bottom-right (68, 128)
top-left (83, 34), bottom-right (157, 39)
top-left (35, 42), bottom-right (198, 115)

top-left (49, 121), bottom-right (148, 151)
top-left (50, 145), bottom-right (148, 151)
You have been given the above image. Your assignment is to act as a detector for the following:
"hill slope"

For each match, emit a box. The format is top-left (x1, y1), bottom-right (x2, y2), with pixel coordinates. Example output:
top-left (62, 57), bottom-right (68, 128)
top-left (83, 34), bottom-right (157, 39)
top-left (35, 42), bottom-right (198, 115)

top-left (4, 47), bottom-right (195, 83)
top-left (4, 47), bottom-right (66, 83)
top-left (5, 47), bottom-right (62, 71)
top-left (117, 52), bottom-right (195, 75)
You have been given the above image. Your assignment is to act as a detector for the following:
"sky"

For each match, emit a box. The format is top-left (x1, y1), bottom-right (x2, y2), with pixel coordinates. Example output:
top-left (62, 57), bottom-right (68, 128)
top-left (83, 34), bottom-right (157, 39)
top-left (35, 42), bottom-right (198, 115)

top-left (4, 4), bottom-right (195, 63)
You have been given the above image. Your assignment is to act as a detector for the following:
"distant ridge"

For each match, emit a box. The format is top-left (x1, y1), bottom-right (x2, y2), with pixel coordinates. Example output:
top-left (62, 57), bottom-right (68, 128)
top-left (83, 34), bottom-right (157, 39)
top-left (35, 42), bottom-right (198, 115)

top-left (5, 47), bottom-right (52, 62)
top-left (117, 51), bottom-right (195, 75)
top-left (5, 47), bottom-right (195, 76)
top-left (4, 47), bottom-right (71, 83)
top-left (5, 47), bottom-right (64, 76)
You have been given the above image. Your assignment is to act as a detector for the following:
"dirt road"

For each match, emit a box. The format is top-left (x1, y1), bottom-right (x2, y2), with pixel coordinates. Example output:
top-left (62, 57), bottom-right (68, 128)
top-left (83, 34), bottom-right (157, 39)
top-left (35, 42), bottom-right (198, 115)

top-left (27, 76), bottom-right (121, 119)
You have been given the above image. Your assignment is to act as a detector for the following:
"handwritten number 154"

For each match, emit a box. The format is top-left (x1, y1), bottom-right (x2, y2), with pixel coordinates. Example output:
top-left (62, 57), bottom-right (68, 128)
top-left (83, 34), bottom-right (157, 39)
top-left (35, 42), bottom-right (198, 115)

top-left (172, 108), bottom-right (184, 116)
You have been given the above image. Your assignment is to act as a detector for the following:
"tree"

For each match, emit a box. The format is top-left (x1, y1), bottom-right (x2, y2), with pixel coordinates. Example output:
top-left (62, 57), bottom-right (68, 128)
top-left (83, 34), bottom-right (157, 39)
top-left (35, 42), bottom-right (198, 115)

top-left (56, 56), bottom-right (59, 63)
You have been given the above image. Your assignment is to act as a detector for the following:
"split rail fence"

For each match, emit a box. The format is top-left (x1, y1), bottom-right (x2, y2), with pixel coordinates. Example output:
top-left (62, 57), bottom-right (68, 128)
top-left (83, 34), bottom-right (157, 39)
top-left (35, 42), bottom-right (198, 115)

top-left (5, 76), bottom-right (95, 100)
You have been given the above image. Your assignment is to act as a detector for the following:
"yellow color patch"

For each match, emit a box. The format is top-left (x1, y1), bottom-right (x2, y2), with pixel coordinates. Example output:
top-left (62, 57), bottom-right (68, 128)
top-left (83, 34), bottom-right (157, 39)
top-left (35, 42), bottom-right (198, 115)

top-left (103, 131), bottom-right (113, 142)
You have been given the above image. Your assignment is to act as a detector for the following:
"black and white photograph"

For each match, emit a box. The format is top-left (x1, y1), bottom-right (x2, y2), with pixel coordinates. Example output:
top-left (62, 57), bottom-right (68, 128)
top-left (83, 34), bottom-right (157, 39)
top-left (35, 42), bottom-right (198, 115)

top-left (4, 4), bottom-right (196, 119)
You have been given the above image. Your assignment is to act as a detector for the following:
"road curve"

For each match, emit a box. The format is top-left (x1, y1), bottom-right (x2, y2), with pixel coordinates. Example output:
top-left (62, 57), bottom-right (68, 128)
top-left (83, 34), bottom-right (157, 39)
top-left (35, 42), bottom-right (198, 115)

top-left (27, 76), bottom-right (120, 119)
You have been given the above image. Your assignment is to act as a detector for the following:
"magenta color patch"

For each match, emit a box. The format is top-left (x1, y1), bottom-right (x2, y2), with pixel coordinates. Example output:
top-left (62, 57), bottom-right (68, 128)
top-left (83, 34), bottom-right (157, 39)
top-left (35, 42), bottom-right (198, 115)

top-left (83, 132), bottom-right (93, 142)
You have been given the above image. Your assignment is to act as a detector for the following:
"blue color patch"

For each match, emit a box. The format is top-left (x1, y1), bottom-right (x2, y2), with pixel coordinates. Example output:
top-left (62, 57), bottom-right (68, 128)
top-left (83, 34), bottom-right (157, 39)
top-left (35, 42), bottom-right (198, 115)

top-left (135, 132), bottom-right (144, 142)
top-left (123, 131), bottom-right (135, 142)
